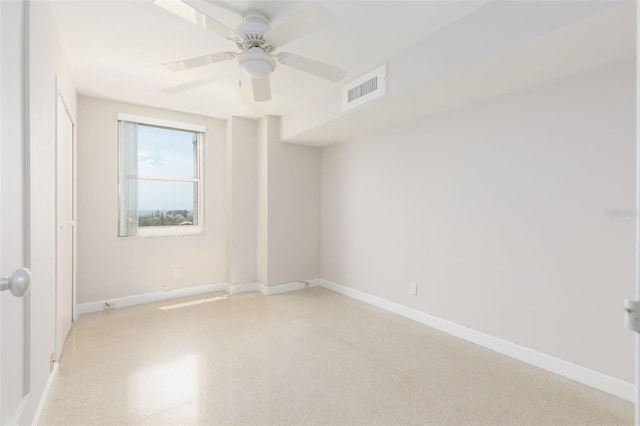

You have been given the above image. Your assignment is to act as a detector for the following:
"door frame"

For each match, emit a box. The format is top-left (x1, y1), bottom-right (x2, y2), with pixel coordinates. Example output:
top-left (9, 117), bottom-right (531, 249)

top-left (54, 79), bottom-right (77, 362)
top-left (0, 0), bottom-right (31, 423)
top-left (635, 4), bottom-right (639, 425)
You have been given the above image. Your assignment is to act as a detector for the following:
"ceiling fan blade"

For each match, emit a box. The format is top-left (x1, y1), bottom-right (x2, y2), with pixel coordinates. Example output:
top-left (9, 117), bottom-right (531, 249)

top-left (252, 76), bottom-right (272, 102)
top-left (267, 3), bottom-right (334, 47)
top-left (277, 53), bottom-right (346, 82)
top-left (202, 1), bottom-right (245, 18)
top-left (163, 52), bottom-right (236, 71)
top-left (162, 77), bottom-right (220, 93)
top-left (154, 0), bottom-right (238, 40)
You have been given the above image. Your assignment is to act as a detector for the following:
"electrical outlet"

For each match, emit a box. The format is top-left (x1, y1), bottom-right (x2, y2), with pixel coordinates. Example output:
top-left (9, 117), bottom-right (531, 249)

top-left (172, 268), bottom-right (180, 278)
top-left (409, 282), bottom-right (417, 296)
top-left (163, 285), bottom-right (169, 292)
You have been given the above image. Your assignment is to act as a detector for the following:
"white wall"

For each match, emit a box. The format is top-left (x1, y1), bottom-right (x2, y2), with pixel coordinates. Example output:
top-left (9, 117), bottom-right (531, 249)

top-left (321, 61), bottom-right (635, 382)
top-left (226, 116), bottom-right (258, 285)
top-left (257, 116), bottom-right (321, 286)
top-left (256, 118), bottom-right (269, 284)
top-left (23, 0), bottom-right (77, 422)
top-left (268, 117), bottom-right (321, 285)
top-left (76, 96), bottom-right (226, 303)
top-left (76, 102), bottom-right (321, 298)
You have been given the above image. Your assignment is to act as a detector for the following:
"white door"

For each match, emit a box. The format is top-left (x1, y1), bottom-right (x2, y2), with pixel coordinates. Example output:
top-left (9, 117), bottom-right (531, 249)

top-left (56, 94), bottom-right (73, 359)
top-left (0, 0), bottom-right (32, 424)
top-left (636, 6), bottom-right (640, 426)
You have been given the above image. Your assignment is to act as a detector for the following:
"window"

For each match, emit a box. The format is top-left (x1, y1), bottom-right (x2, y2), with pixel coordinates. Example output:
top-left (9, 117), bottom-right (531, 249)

top-left (118, 114), bottom-right (205, 237)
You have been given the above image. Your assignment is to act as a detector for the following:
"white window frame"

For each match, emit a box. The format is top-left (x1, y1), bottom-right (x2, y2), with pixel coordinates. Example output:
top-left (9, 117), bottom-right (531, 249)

top-left (117, 113), bottom-right (206, 237)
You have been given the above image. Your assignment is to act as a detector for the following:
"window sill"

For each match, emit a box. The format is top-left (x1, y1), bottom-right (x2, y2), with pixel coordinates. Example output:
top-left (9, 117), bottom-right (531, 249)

top-left (119, 226), bottom-right (204, 238)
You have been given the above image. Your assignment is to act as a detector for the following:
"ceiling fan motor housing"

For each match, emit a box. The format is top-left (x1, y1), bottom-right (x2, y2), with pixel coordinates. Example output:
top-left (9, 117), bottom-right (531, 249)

top-left (234, 11), bottom-right (276, 53)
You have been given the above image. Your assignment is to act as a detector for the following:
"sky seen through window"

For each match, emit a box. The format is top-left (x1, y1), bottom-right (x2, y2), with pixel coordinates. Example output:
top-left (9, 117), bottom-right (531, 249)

top-left (137, 124), bottom-right (196, 212)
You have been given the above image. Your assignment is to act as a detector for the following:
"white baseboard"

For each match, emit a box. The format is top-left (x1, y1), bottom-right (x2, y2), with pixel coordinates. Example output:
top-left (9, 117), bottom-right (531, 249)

top-left (8, 393), bottom-right (29, 426)
top-left (306, 278), bottom-right (325, 287)
top-left (228, 282), bottom-right (260, 294)
top-left (75, 280), bottom-right (319, 315)
top-left (229, 280), bottom-right (319, 296)
top-left (316, 278), bottom-right (635, 402)
top-left (76, 282), bottom-right (228, 315)
top-left (260, 280), bottom-right (318, 295)
top-left (31, 362), bottom-right (59, 426)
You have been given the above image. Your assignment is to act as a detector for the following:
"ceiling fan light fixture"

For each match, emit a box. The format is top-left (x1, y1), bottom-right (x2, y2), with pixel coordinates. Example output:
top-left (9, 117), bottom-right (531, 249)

top-left (238, 48), bottom-right (276, 78)
top-left (241, 60), bottom-right (273, 78)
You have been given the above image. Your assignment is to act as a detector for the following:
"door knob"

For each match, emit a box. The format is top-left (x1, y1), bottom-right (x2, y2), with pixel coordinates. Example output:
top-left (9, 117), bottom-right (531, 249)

top-left (0, 267), bottom-right (31, 297)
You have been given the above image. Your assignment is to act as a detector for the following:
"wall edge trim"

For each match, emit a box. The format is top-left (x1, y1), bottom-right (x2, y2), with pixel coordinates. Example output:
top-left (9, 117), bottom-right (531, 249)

top-left (228, 281), bottom-right (260, 294)
top-left (316, 278), bottom-right (635, 402)
top-left (31, 362), bottom-right (59, 426)
top-left (75, 280), bottom-right (321, 315)
top-left (260, 280), bottom-right (319, 295)
top-left (76, 282), bottom-right (228, 315)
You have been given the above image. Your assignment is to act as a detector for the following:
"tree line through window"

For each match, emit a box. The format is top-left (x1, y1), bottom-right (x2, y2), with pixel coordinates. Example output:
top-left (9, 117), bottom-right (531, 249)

top-left (137, 209), bottom-right (193, 227)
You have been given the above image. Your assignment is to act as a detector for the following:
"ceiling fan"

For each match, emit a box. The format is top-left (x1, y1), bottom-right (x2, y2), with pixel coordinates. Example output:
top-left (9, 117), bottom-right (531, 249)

top-left (154, 0), bottom-right (347, 102)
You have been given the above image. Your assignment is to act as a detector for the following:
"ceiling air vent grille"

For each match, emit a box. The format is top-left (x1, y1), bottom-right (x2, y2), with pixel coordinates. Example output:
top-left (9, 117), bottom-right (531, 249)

top-left (348, 77), bottom-right (377, 102)
top-left (342, 64), bottom-right (387, 112)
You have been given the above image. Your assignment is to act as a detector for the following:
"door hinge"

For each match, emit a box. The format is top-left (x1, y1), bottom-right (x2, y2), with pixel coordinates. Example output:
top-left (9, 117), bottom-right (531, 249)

top-left (624, 299), bottom-right (640, 332)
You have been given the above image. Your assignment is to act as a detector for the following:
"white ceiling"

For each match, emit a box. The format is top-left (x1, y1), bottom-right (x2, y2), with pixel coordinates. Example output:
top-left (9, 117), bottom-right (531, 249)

top-left (280, 1), bottom-right (636, 145)
top-left (49, 0), bottom-right (485, 119)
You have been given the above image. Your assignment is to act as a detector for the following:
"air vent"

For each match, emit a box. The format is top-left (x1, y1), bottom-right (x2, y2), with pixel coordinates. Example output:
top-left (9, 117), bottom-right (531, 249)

top-left (342, 64), bottom-right (387, 112)
top-left (348, 77), bottom-right (377, 102)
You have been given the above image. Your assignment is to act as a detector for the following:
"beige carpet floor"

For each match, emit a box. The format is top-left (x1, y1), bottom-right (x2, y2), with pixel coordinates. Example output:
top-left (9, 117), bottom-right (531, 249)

top-left (41, 286), bottom-right (633, 425)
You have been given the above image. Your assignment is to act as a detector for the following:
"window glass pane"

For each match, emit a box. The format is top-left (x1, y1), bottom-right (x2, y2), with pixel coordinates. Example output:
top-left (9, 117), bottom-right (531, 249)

top-left (137, 124), bottom-right (196, 178)
top-left (137, 180), bottom-right (197, 227)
